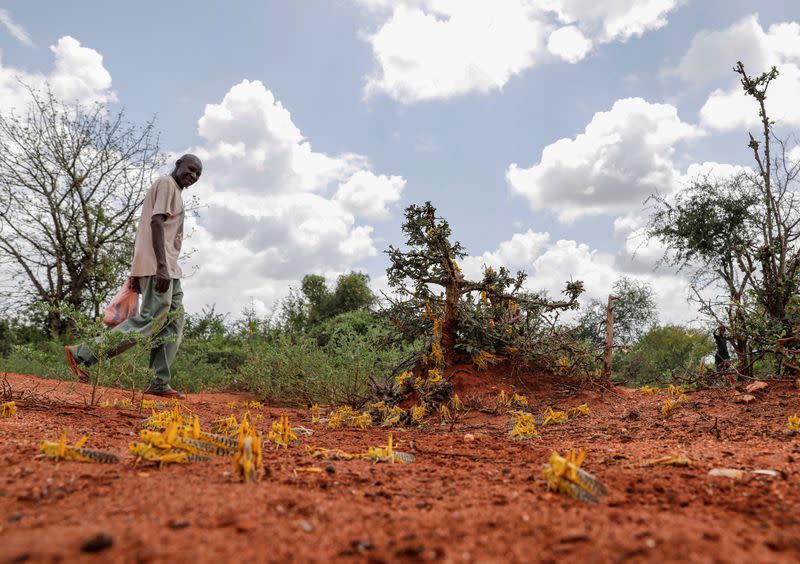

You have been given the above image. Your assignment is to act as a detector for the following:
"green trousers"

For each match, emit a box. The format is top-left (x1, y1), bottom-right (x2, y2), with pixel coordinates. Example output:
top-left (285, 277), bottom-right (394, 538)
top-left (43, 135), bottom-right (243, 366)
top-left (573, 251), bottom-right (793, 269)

top-left (73, 277), bottom-right (185, 392)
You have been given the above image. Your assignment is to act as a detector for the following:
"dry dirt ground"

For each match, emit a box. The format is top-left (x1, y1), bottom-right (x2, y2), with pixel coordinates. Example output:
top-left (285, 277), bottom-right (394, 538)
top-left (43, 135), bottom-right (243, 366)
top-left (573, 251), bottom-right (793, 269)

top-left (1, 369), bottom-right (800, 564)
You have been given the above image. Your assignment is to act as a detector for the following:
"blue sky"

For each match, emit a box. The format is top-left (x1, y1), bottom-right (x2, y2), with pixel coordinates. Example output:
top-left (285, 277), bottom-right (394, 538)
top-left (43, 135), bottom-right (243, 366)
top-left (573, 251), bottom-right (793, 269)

top-left (1, 1), bottom-right (799, 323)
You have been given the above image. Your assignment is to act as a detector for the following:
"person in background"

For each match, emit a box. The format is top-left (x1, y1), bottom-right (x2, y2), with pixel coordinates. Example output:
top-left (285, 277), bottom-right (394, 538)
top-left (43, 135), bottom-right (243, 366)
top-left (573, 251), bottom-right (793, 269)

top-left (713, 324), bottom-right (733, 383)
top-left (65, 154), bottom-right (203, 399)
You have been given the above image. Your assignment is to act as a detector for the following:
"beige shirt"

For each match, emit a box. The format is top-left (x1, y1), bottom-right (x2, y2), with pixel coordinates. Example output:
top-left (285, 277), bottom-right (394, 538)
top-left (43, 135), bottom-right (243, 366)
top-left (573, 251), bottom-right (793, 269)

top-left (130, 175), bottom-right (185, 278)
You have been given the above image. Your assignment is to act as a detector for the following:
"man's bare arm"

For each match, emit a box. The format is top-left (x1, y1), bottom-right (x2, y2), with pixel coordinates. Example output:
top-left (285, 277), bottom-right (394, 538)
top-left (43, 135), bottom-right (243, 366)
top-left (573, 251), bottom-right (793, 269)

top-left (150, 213), bottom-right (171, 293)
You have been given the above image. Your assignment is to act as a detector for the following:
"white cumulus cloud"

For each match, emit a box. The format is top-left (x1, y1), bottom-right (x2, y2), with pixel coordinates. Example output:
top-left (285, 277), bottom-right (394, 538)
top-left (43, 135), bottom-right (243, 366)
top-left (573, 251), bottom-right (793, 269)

top-left (547, 25), bottom-right (592, 63)
top-left (506, 97), bottom-right (701, 222)
top-left (362, 1), bottom-right (548, 103)
top-left (671, 15), bottom-right (772, 85)
top-left (0, 36), bottom-right (115, 112)
top-left (356, 0), bottom-right (683, 103)
top-left (670, 15), bottom-right (800, 131)
top-left (460, 230), bottom-right (694, 324)
top-left (180, 79), bottom-right (405, 315)
top-left (701, 64), bottom-right (800, 131)
top-left (334, 170), bottom-right (406, 219)
top-left (461, 230), bottom-right (551, 278)
top-left (542, 0), bottom-right (682, 43)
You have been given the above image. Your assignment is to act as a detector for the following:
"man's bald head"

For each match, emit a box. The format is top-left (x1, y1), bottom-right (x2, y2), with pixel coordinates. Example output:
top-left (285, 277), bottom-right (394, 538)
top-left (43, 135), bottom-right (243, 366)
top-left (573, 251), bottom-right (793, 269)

top-left (172, 154), bottom-right (203, 189)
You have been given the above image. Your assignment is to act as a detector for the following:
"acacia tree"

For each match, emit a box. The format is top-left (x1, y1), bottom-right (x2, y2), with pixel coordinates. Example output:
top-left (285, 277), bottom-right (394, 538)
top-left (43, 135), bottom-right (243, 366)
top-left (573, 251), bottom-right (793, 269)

top-left (575, 277), bottom-right (658, 349)
top-left (738, 63), bottom-right (800, 364)
top-left (0, 85), bottom-right (164, 335)
top-left (385, 202), bottom-right (584, 367)
top-left (648, 63), bottom-right (800, 375)
top-left (648, 174), bottom-right (759, 373)
top-left (280, 272), bottom-right (374, 332)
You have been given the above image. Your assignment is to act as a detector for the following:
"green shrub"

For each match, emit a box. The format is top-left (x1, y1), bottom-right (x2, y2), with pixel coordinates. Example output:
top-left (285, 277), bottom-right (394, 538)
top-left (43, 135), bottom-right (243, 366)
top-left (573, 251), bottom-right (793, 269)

top-left (0, 305), bottom-right (415, 404)
top-left (238, 314), bottom-right (414, 407)
top-left (164, 338), bottom-right (233, 393)
top-left (1, 342), bottom-right (72, 380)
top-left (0, 320), bottom-right (11, 358)
top-left (308, 310), bottom-right (380, 346)
top-left (614, 325), bottom-right (713, 386)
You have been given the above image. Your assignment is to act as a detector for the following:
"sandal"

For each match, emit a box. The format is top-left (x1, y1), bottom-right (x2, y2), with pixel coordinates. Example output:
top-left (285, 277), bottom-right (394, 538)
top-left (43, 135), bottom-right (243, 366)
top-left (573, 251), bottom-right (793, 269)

top-left (65, 346), bottom-right (91, 383)
top-left (145, 388), bottom-right (186, 400)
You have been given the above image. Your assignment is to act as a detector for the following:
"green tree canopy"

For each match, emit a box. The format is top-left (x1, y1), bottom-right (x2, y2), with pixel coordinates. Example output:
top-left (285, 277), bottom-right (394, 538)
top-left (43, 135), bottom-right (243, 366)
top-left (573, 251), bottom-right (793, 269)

top-left (281, 271), bottom-right (375, 331)
top-left (575, 277), bottom-right (658, 348)
top-left (0, 85), bottom-right (164, 336)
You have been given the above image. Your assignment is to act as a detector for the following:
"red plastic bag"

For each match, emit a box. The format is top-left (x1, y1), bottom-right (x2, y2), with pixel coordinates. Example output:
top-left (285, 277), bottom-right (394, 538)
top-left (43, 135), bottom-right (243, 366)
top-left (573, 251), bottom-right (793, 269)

top-left (103, 278), bottom-right (139, 328)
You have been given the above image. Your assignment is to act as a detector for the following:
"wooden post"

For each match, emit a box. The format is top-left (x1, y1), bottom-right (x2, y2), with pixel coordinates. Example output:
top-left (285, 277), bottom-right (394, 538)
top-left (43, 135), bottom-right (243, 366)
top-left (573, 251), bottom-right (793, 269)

top-left (603, 295), bottom-right (619, 382)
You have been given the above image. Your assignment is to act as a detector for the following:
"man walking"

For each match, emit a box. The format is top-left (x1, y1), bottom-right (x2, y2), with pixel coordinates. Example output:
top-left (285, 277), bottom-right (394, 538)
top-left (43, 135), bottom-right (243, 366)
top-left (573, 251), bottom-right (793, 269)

top-left (713, 324), bottom-right (733, 383)
top-left (65, 154), bottom-right (203, 399)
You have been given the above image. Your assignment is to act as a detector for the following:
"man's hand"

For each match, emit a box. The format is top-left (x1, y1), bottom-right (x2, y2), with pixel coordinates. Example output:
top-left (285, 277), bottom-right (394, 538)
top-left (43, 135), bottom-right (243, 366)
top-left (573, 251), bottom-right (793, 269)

top-left (154, 267), bottom-right (171, 293)
top-left (129, 276), bottom-right (141, 294)
top-left (150, 213), bottom-right (171, 293)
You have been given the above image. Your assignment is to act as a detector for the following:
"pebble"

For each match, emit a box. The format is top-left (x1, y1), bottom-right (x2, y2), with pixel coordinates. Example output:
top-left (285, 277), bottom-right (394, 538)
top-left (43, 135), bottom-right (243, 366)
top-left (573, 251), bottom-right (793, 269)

top-left (81, 532), bottom-right (114, 553)
top-left (708, 468), bottom-right (744, 480)
top-left (463, 433), bottom-right (475, 443)
top-left (236, 520), bottom-right (257, 533)
top-left (299, 520), bottom-right (313, 533)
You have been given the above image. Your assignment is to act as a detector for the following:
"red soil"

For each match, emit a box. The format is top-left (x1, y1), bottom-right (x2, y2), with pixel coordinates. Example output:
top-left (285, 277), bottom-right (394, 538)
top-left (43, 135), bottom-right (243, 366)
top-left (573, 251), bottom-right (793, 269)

top-left (1, 369), bottom-right (800, 563)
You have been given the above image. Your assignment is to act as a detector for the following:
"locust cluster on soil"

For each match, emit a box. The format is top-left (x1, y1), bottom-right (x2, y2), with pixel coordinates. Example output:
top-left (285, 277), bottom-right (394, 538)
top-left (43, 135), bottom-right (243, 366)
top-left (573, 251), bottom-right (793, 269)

top-left (789, 415), bottom-right (800, 433)
top-left (369, 402), bottom-right (425, 427)
top-left (395, 370), bottom-right (414, 389)
top-left (370, 401), bottom-right (407, 427)
top-left (495, 390), bottom-right (509, 407)
top-left (212, 415), bottom-right (241, 436)
top-left (100, 398), bottom-right (133, 408)
top-left (438, 393), bottom-right (464, 426)
top-left (638, 385), bottom-right (658, 395)
top-left (323, 406), bottom-right (372, 429)
top-left (540, 406), bottom-right (568, 425)
top-left (269, 415), bottom-right (298, 447)
top-left (567, 404), bottom-right (590, 418)
top-left (131, 409), bottom-right (237, 466)
top-left (667, 384), bottom-right (685, 396)
top-left (140, 405), bottom-right (193, 430)
top-left (365, 434), bottom-right (416, 463)
top-left (508, 411), bottom-right (538, 440)
top-left (510, 393), bottom-right (529, 407)
top-left (641, 455), bottom-right (692, 467)
top-left (415, 373), bottom-right (454, 411)
top-left (541, 449), bottom-right (607, 504)
top-left (410, 405), bottom-right (426, 425)
top-left (496, 390), bottom-right (530, 409)
top-left (232, 413), bottom-right (263, 483)
top-left (1, 401), bottom-right (16, 417)
top-left (39, 431), bottom-right (119, 464)
top-left (307, 446), bottom-right (358, 461)
top-left (661, 394), bottom-right (687, 418)
top-left (307, 434), bottom-right (415, 464)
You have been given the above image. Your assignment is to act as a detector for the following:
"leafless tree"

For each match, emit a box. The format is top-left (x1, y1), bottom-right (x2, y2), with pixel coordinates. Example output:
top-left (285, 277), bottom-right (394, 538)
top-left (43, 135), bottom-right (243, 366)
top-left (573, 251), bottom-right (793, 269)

top-left (0, 84), bottom-right (164, 336)
top-left (649, 63), bottom-right (800, 376)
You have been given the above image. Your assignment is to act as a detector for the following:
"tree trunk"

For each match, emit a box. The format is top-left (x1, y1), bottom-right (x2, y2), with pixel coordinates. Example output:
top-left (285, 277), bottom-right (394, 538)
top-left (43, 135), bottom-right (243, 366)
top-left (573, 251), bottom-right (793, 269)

top-left (441, 282), bottom-right (459, 366)
top-left (731, 307), bottom-right (751, 378)
top-left (603, 295), bottom-right (618, 383)
top-left (732, 337), bottom-right (750, 377)
top-left (47, 309), bottom-right (67, 340)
